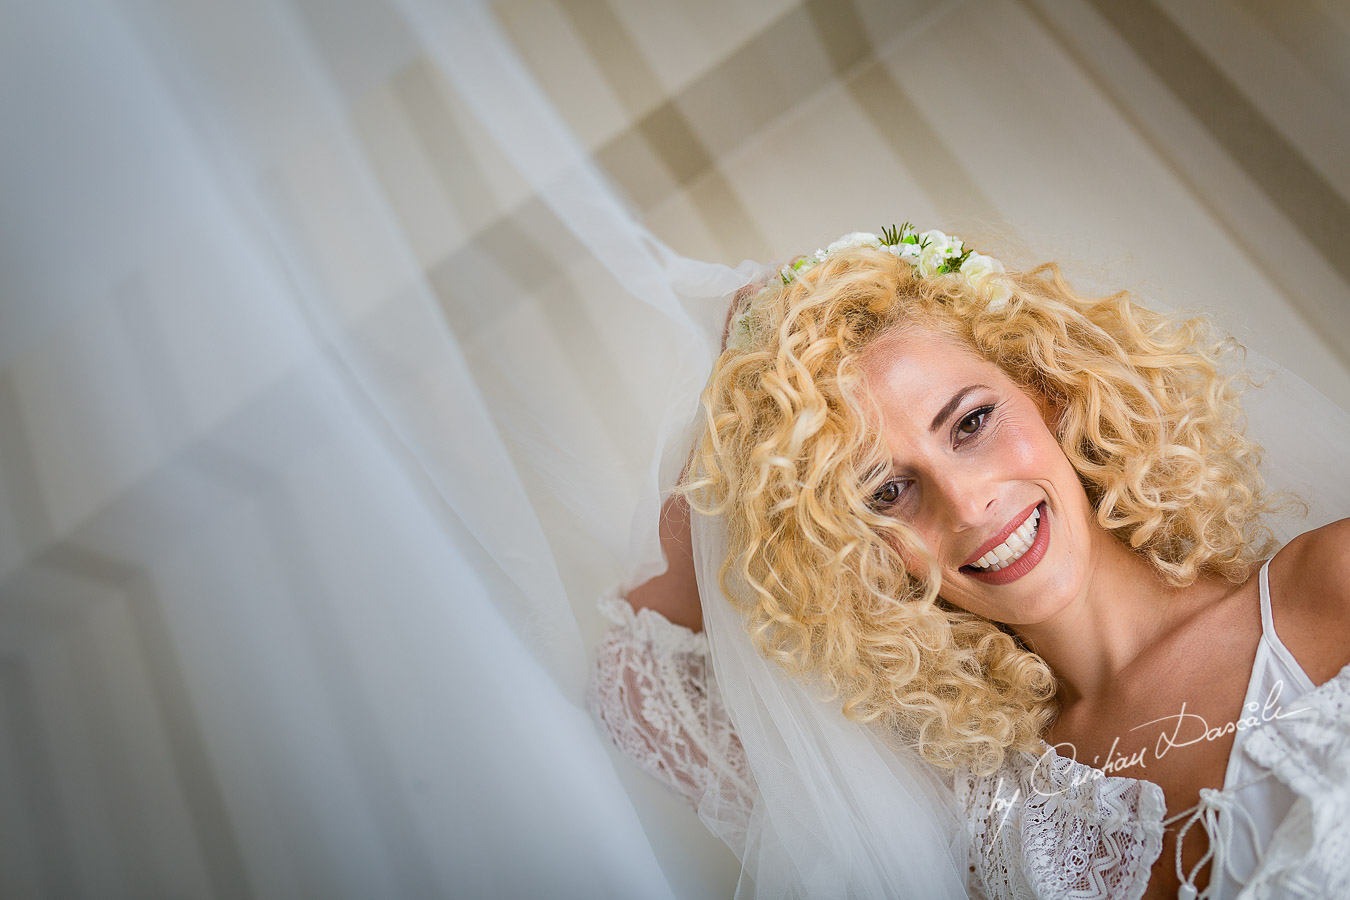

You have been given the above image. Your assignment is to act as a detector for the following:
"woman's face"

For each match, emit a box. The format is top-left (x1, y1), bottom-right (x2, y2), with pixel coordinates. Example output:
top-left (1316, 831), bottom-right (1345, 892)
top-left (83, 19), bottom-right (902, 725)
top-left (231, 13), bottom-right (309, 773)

top-left (856, 326), bottom-right (1100, 625)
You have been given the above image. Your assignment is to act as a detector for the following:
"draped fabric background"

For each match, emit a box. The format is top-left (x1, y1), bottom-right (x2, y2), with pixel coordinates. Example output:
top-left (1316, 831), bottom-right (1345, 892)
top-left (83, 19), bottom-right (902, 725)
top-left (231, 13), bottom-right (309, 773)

top-left (2, 1), bottom-right (1348, 897)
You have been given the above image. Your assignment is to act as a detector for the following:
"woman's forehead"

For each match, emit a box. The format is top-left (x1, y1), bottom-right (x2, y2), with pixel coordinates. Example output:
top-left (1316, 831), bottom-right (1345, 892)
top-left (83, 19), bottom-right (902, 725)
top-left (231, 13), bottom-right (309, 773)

top-left (858, 328), bottom-right (1002, 408)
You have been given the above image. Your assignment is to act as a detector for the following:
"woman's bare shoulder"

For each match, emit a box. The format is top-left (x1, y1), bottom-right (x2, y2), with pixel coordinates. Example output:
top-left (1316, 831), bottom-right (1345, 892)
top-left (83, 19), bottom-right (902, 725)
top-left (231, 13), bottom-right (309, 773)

top-left (1268, 518), bottom-right (1350, 686)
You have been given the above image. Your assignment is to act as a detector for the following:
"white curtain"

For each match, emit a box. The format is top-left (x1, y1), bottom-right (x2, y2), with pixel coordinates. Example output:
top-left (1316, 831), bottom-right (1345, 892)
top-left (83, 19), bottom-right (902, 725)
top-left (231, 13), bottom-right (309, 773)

top-left (2, 0), bottom-right (1347, 897)
top-left (1, 1), bottom-right (733, 896)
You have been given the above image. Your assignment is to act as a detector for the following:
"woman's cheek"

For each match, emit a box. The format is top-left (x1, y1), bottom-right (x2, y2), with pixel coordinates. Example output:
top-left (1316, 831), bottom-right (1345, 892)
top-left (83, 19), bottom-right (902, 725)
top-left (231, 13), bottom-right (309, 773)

top-left (993, 419), bottom-right (1048, 471)
top-left (885, 527), bottom-right (938, 583)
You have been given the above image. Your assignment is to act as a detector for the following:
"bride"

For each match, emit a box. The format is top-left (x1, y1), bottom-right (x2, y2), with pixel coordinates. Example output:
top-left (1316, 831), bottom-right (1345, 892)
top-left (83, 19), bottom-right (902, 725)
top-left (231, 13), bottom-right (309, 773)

top-left (589, 226), bottom-right (1350, 899)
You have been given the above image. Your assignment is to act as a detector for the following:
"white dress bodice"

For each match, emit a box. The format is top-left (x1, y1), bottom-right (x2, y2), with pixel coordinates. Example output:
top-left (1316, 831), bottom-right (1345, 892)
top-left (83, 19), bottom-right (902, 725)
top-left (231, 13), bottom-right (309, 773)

top-left (587, 564), bottom-right (1350, 898)
top-left (961, 560), bottom-right (1345, 899)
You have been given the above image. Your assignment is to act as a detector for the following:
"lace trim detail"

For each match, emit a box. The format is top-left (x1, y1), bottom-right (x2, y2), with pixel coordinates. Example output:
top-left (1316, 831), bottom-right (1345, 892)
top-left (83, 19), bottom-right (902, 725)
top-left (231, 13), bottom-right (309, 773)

top-left (1232, 662), bottom-right (1350, 899)
top-left (595, 588), bottom-right (708, 656)
top-left (586, 588), bottom-right (754, 844)
top-left (958, 746), bottom-right (1165, 900)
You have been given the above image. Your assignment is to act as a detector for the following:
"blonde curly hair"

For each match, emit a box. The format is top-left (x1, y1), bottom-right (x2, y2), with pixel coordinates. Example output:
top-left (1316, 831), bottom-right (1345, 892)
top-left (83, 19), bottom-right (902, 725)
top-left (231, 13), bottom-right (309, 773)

top-left (682, 245), bottom-right (1283, 775)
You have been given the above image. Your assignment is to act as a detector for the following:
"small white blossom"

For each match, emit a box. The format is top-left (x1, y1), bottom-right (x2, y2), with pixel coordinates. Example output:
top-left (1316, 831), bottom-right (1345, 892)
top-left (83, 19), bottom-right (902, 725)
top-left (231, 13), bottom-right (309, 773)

top-left (960, 252), bottom-right (1011, 310)
top-left (918, 242), bottom-right (948, 277)
top-left (825, 232), bottom-right (883, 255)
top-left (915, 230), bottom-right (964, 276)
top-left (919, 230), bottom-right (962, 257)
top-left (894, 241), bottom-right (922, 263)
top-left (959, 251), bottom-right (1003, 283)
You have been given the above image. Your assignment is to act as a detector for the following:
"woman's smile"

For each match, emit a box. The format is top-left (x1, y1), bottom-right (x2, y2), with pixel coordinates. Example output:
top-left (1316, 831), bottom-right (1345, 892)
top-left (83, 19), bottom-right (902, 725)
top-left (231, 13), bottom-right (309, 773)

top-left (962, 501), bottom-right (1051, 585)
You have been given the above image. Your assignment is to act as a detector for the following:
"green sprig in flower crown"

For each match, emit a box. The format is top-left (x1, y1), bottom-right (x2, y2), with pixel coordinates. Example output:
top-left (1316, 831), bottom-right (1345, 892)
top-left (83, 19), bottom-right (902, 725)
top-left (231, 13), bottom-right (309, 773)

top-left (726, 223), bottom-right (1011, 352)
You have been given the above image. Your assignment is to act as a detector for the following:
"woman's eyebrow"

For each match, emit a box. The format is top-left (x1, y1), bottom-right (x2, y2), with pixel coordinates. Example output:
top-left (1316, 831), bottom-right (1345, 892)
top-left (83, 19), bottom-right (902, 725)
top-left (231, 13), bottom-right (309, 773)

top-left (929, 385), bottom-right (989, 432)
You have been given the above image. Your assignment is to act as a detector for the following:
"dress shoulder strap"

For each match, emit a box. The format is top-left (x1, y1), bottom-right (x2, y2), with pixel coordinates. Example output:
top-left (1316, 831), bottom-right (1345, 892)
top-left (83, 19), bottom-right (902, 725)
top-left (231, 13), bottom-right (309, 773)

top-left (1258, 559), bottom-right (1276, 638)
top-left (1256, 559), bottom-right (1316, 694)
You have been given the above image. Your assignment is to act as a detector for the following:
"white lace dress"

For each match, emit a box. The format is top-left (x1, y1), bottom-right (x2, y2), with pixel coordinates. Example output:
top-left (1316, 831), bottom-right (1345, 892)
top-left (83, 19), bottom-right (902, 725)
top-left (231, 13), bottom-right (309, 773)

top-left (586, 572), bottom-right (1350, 899)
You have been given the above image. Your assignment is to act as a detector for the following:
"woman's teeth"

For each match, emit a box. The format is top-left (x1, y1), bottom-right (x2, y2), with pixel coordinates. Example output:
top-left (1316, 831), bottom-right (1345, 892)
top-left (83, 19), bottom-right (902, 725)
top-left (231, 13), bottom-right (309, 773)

top-left (970, 508), bottom-right (1040, 571)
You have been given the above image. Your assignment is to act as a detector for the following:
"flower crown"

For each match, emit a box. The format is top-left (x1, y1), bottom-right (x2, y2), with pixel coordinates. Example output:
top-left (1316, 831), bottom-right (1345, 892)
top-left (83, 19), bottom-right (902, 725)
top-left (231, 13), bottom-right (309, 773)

top-left (726, 223), bottom-right (1011, 352)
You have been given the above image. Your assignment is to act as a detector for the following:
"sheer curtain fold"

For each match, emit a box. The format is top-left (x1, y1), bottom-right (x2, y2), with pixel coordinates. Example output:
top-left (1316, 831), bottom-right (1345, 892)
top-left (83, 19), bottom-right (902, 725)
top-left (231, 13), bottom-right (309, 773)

top-left (1, 0), bottom-right (720, 896)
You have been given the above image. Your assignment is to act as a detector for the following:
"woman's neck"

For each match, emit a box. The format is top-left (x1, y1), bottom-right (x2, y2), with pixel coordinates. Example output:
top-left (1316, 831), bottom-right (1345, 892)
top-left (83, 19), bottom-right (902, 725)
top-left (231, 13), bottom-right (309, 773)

top-left (1010, 533), bottom-right (1207, 708)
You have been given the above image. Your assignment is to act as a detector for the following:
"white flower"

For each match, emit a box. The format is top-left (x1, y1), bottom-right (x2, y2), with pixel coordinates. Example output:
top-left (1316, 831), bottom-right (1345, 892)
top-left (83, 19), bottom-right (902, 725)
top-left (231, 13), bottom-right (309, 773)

top-left (894, 241), bottom-right (922, 263)
top-left (960, 252), bottom-right (1011, 310)
top-left (825, 232), bottom-right (883, 255)
top-left (918, 241), bottom-right (948, 277)
top-left (919, 230), bottom-right (963, 257)
top-left (915, 230), bottom-right (965, 276)
top-left (781, 252), bottom-right (823, 283)
top-left (959, 251), bottom-right (1003, 282)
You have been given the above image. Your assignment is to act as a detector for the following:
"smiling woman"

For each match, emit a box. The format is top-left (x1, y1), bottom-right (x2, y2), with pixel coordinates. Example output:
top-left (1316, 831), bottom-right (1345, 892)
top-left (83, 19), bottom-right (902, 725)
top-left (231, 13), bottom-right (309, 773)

top-left (590, 229), bottom-right (1350, 899)
top-left (686, 237), bottom-right (1281, 775)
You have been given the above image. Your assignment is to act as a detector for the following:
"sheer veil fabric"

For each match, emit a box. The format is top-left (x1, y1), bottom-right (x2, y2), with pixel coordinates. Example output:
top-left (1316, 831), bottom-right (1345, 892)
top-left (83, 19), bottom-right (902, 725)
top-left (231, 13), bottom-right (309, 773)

top-left (4, 0), bottom-right (1350, 897)
top-left (694, 514), bottom-right (972, 898)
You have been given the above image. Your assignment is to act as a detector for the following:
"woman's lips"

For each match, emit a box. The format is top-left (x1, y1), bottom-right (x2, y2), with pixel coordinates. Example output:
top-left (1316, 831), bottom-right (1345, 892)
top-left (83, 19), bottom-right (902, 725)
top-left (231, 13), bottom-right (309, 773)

top-left (963, 501), bottom-right (1042, 567)
top-left (962, 502), bottom-right (1050, 585)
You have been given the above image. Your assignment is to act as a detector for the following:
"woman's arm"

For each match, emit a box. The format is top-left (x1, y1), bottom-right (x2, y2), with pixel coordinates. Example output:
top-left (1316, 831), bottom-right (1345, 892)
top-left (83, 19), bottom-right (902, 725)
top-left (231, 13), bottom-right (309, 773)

top-left (586, 517), bottom-right (752, 826)
top-left (586, 489), bottom-right (752, 829)
top-left (625, 494), bottom-right (703, 632)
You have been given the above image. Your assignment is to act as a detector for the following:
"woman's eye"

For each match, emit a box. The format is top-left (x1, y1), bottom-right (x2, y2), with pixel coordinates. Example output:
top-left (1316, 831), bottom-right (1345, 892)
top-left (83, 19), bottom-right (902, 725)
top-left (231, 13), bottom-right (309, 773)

top-left (873, 481), bottom-right (904, 505)
top-left (956, 405), bottom-right (994, 438)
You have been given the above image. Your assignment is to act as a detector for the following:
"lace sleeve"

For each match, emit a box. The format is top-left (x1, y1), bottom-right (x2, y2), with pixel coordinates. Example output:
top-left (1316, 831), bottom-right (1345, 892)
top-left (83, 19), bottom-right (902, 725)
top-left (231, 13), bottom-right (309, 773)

top-left (586, 587), bottom-right (754, 837)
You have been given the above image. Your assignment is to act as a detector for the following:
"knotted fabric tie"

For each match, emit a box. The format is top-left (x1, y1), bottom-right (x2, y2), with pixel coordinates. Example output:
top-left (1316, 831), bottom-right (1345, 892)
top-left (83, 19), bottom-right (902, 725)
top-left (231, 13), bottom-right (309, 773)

top-left (1164, 772), bottom-right (1272, 900)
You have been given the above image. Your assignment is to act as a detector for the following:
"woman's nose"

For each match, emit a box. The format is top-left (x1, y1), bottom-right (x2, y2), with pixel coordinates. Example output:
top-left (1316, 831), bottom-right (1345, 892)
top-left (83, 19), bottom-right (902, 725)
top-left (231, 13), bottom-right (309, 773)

top-left (932, 468), bottom-right (998, 531)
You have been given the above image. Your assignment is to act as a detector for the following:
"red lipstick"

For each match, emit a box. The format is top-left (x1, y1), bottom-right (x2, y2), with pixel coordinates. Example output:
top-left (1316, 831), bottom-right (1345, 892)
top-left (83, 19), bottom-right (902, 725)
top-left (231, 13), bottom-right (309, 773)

top-left (963, 501), bottom-right (1042, 568)
top-left (963, 502), bottom-right (1051, 585)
